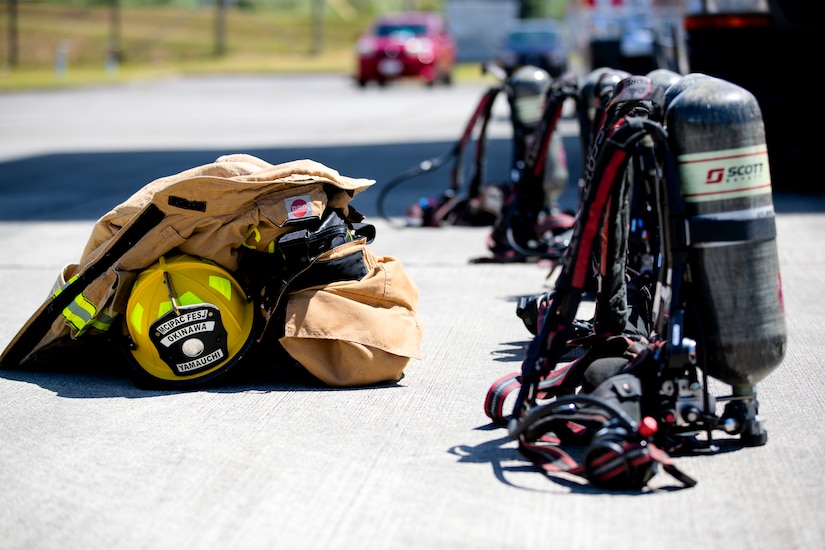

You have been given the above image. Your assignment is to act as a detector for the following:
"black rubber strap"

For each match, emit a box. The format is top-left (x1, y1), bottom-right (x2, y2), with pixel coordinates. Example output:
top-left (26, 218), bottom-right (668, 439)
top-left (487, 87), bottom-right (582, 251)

top-left (687, 216), bottom-right (776, 244)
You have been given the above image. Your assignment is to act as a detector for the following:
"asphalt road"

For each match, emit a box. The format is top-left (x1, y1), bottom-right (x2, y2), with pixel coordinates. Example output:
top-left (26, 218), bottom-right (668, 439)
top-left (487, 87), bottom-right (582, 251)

top-left (1, 74), bottom-right (824, 550)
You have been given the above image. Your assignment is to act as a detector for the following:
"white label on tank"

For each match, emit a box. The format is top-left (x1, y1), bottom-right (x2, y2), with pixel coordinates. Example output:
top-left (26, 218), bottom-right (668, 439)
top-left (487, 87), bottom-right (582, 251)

top-left (677, 145), bottom-right (772, 203)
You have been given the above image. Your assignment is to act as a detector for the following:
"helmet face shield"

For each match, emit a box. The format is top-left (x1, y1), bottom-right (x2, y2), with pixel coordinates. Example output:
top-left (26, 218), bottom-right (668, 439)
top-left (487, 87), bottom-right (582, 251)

top-left (123, 254), bottom-right (256, 387)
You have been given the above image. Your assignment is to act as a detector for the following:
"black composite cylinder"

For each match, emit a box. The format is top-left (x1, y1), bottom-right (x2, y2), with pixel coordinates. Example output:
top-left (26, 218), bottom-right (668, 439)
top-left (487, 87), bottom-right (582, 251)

top-left (665, 77), bottom-right (786, 388)
top-left (663, 72), bottom-right (711, 111)
top-left (647, 68), bottom-right (682, 95)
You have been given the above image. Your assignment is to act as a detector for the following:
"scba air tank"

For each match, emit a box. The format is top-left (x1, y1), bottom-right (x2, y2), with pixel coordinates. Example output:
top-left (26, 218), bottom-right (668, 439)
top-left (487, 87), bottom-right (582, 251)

top-left (665, 77), bottom-right (786, 388)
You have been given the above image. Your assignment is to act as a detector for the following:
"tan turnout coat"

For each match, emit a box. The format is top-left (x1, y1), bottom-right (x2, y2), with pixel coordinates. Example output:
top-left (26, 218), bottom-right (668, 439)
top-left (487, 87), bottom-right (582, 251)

top-left (0, 155), bottom-right (423, 386)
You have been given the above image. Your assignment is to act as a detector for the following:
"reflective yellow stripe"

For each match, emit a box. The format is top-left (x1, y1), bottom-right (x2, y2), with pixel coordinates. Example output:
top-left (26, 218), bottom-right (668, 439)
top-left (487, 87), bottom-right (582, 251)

top-left (209, 276), bottom-right (232, 301)
top-left (53, 274), bottom-right (79, 297)
top-left (62, 293), bottom-right (116, 334)
top-left (90, 310), bottom-right (116, 332)
top-left (242, 226), bottom-right (261, 249)
top-left (158, 301), bottom-right (173, 317)
top-left (130, 302), bottom-right (145, 336)
top-left (177, 291), bottom-right (203, 306)
top-left (62, 293), bottom-right (97, 333)
top-left (243, 225), bottom-right (277, 253)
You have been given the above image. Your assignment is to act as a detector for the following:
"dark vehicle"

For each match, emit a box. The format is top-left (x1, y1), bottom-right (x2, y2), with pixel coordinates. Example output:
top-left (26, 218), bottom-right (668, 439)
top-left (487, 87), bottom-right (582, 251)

top-left (684, 0), bottom-right (825, 189)
top-left (588, 12), bottom-right (660, 75)
top-left (571, 1), bottom-right (684, 76)
top-left (492, 20), bottom-right (569, 78)
top-left (355, 12), bottom-right (457, 87)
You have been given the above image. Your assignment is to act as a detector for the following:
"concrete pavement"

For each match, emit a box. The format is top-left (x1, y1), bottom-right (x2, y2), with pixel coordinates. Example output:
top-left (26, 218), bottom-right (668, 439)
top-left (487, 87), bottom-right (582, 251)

top-left (1, 75), bottom-right (824, 550)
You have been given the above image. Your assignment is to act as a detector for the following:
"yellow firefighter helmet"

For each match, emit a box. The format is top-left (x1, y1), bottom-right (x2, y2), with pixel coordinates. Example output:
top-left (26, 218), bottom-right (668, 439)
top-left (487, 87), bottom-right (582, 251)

top-left (123, 253), bottom-right (256, 388)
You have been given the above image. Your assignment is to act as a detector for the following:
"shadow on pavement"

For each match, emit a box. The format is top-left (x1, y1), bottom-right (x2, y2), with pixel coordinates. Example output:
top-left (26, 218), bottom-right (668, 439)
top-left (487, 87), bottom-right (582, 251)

top-left (0, 140), bottom-right (515, 222)
top-left (1, 137), bottom-right (819, 223)
top-left (0, 337), bottom-right (404, 399)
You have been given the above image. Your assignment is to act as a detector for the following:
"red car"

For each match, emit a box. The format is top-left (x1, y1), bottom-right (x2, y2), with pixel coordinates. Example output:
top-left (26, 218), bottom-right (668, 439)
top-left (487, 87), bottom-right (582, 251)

top-left (356, 12), bottom-right (457, 87)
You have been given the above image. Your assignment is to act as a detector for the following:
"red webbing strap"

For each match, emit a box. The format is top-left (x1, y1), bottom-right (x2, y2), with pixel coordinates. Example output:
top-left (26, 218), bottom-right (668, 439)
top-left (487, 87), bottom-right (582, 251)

top-left (511, 394), bottom-right (698, 489)
top-left (520, 434), bottom-right (584, 476)
top-left (519, 421), bottom-right (698, 489)
top-left (484, 358), bottom-right (582, 424)
top-left (567, 120), bottom-right (630, 290)
top-left (648, 444), bottom-right (698, 488)
top-left (507, 119), bottom-right (645, 422)
top-left (484, 372), bottom-right (522, 424)
top-left (507, 120), bottom-right (631, 418)
top-left (375, 86), bottom-right (501, 224)
top-left (517, 410), bottom-right (608, 478)
top-left (449, 86), bottom-right (501, 196)
top-left (585, 440), bottom-right (659, 486)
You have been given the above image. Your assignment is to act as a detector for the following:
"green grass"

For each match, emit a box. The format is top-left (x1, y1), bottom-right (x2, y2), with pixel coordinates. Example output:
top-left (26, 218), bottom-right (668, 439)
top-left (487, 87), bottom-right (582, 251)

top-left (0, 3), bottom-right (489, 91)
